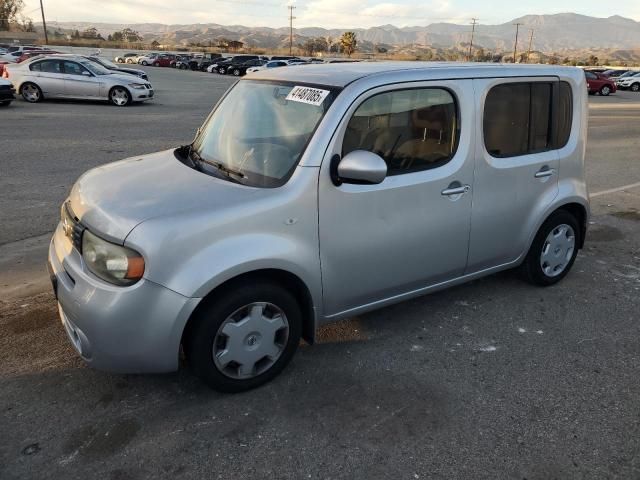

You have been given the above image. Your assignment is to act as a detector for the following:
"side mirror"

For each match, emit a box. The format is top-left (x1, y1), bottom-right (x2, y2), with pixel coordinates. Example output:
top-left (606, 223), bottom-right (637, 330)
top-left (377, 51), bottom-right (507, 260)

top-left (332, 150), bottom-right (387, 185)
top-left (81, 71), bottom-right (92, 77)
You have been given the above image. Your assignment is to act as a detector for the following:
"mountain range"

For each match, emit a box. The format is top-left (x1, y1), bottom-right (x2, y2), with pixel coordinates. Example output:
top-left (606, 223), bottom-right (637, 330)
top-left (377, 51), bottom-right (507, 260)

top-left (43, 13), bottom-right (640, 54)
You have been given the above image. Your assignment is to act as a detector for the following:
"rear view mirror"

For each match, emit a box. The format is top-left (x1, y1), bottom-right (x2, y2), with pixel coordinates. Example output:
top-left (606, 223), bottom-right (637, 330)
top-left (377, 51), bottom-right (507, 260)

top-left (333, 150), bottom-right (387, 185)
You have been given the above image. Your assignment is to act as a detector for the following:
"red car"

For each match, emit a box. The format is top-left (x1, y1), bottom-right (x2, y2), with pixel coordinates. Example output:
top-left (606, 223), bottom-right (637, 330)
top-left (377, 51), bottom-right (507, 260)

top-left (585, 71), bottom-right (616, 96)
top-left (152, 54), bottom-right (176, 67)
top-left (16, 50), bottom-right (59, 62)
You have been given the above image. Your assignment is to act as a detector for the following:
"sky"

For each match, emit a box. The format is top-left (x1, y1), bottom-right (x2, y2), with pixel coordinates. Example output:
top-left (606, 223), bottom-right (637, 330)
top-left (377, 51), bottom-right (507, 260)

top-left (22, 0), bottom-right (640, 29)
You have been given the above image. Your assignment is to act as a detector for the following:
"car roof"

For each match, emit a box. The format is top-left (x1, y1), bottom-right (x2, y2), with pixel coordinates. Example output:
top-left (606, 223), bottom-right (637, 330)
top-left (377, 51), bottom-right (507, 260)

top-left (248, 61), bottom-right (584, 88)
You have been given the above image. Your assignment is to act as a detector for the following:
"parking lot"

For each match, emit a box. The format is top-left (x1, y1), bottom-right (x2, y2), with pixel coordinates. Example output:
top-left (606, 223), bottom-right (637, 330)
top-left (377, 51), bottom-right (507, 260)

top-left (1, 66), bottom-right (640, 479)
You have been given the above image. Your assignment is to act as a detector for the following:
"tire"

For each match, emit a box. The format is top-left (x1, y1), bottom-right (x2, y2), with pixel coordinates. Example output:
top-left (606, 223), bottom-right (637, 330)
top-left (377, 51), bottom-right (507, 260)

top-left (218, 67), bottom-right (226, 74)
top-left (109, 86), bottom-right (131, 106)
top-left (180, 64), bottom-right (187, 70)
top-left (631, 83), bottom-right (640, 92)
top-left (520, 210), bottom-right (580, 287)
top-left (20, 82), bottom-right (42, 103)
top-left (232, 68), bottom-right (241, 76)
top-left (0, 101), bottom-right (11, 107)
top-left (599, 85), bottom-right (611, 96)
top-left (184, 281), bottom-right (302, 393)
top-left (126, 59), bottom-right (133, 64)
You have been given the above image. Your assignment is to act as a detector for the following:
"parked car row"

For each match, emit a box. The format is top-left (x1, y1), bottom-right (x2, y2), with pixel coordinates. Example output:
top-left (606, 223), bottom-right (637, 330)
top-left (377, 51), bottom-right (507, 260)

top-left (584, 68), bottom-right (640, 93)
top-left (2, 54), bottom-right (154, 107)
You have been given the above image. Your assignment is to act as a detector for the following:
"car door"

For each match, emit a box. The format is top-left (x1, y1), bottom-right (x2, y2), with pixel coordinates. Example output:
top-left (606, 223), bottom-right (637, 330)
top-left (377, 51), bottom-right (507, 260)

top-left (467, 78), bottom-right (560, 273)
top-left (31, 59), bottom-right (65, 96)
top-left (62, 61), bottom-right (100, 98)
top-left (318, 80), bottom-right (475, 317)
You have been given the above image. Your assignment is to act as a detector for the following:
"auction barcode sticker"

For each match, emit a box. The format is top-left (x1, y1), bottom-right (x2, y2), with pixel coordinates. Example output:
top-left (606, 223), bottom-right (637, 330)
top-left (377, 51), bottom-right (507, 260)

top-left (286, 86), bottom-right (330, 106)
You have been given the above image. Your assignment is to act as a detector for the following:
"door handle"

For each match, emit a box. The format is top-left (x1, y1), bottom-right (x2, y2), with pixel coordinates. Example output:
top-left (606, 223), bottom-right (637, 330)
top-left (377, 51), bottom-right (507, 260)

top-left (534, 168), bottom-right (555, 178)
top-left (441, 184), bottom-right (471, 196)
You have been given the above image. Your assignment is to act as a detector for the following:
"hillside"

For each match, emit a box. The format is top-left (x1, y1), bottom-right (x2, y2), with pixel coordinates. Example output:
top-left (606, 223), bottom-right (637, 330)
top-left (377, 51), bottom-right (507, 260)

top-left (42, 13), bottom-right (640, 55)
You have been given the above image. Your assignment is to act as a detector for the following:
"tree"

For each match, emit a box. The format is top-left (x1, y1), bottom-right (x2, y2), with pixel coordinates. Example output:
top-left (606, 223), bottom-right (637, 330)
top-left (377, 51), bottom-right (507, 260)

top-left (150, 40), bottom-right (160, 48)
top-left (548, 55), bottom-right (560, 65)
top-left (72, 30), bottom-right (80, 40)
top-left (0, 0), bottom-right (24, 30)
top-left (120, 28), bottom-right (142, 42)
top-left (588, 55), bottom-right (599, 66)
top-left (111, 31), bottom-right (123, 42)
top-left (340, 31), bottom-right (357, 57)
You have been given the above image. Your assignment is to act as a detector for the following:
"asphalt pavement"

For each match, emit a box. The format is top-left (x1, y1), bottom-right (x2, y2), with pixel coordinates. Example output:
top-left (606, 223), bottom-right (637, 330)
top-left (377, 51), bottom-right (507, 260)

top-left (1, 66), bottom-right (639, 479)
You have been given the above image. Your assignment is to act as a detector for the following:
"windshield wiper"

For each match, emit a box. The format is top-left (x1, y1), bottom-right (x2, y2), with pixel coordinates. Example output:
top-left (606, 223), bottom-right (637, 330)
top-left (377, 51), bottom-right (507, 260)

top-left (188, 146), bottom-right (247, 182)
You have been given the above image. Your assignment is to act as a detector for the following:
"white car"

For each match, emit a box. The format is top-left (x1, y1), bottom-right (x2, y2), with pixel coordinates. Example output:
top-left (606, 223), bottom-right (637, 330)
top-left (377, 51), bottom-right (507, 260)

top-left (246, 60), bottom-right (289, 74)
top-left (136, 54), bottom-right (159, 66)
top-left (4, 55), bottom-right (154, 106)
top-left (616, 72), bottom-right (640, 92)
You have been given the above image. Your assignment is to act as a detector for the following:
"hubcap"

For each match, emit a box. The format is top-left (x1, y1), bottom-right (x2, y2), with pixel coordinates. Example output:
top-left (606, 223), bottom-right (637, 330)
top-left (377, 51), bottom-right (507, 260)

top-left (632, 84), bottom-right (639, 92)
top-left (22, 84), bottom-right (39, 101)
top-left (540, 224), bottom-right (575, 277)
top-left (111, 89), bottom-right (128, 106)
top-left (602, 86), bottom-right (610, 95)
top-left (213, 302), bottom-right (289, 379)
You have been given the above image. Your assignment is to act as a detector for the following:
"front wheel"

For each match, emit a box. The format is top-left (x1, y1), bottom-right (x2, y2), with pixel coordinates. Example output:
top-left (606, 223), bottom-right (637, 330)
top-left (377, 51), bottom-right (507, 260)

top-left (21, 82), bottom-right (42, 103)
top-left (520, 210), bottom-right (580, 286)
top-left (600, 85), bottom-right (611, 96)
top-left (109, 86), bottom-right (131, 106)
top-left (218, 67), bottom-right (225, 74)
top-left (232, 68), bottom-right (241, 76)
top-left (184, 281), bottom-right (302, 393)
top-left (631, 83), bottom-right (640, 92)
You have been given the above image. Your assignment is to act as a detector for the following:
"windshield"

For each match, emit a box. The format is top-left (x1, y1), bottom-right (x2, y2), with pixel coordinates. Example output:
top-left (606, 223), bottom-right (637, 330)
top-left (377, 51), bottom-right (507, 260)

top-left (81, 61), bottom-right (111, 76)
top-left (193, 80), bottom-right (337, 187)
top-left (94, 57), bottom-right (118, 69)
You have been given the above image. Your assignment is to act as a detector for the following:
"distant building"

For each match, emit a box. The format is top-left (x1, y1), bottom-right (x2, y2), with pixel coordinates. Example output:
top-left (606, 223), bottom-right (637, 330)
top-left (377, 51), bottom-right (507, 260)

top-left (0, 31), bottom-right (40, 44)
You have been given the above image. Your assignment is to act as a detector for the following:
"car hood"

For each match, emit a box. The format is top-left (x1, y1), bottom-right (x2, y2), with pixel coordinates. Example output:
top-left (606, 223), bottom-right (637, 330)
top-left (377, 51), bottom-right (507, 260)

top-left (68, 149), bottom-right (266, 243)
top-left (105, 73), bottom-right (146, 83)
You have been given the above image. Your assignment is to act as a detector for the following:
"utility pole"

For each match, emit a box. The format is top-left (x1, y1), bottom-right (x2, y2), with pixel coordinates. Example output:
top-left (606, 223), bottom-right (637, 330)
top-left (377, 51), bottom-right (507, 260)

top-left (468, 18), bottom-right (478, 61)
top-left (288, 5), bottom-right (296, 55)
top-left (526, 28), bottom-right (534, 63)
top-left (40, 0), bottom-right (49, 45)
top-left (512, 22), bottom-right (522, 63)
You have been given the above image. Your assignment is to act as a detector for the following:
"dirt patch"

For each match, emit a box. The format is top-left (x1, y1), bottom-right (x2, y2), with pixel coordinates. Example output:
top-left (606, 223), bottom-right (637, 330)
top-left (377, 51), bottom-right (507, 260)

top-left (611, 210), bottom-right (640, 222)
top-left (587, 224), bottom-right (625, 242)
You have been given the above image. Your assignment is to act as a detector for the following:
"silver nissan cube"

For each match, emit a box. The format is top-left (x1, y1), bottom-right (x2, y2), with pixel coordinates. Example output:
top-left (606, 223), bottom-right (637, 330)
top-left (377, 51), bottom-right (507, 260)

top-left (48, 63), bottom-right (589, 392)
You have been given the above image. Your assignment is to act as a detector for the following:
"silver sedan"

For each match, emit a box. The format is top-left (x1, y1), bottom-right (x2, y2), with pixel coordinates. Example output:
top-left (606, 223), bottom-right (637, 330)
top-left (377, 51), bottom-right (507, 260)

top-left (4, 54), bottom-right (154, 106)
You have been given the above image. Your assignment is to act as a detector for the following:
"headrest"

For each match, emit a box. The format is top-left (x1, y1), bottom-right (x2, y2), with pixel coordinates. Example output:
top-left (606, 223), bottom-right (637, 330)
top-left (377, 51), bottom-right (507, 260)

top-left (412, 106), bottom-right (446, 129)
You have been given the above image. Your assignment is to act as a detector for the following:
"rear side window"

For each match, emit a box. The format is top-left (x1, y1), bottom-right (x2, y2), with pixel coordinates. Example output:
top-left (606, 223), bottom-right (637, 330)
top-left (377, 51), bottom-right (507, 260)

top-left (483, 82), bottom-right (554, 157)
top-left (31, 60), bottom-right (61, 73)
top-left (342, 88), bottom-right (459, 175)
top-left (556, 82), bottom-right (573, 148)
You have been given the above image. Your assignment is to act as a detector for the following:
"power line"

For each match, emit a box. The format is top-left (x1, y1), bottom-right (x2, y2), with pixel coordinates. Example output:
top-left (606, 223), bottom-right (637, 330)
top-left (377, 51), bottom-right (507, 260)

top-left (512, 22), bottom-right (522, 63)
top-left (288, 5), bottom-right (296, 55)
top-left (468, 18), bottom-right (478, 61)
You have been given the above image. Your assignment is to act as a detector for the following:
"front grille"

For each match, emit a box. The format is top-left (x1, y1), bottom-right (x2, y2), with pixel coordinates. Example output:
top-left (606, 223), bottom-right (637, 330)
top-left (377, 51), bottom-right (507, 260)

top-left (144, 83), bottom-right (152, 89)
top-left (62, 203), bottom-right (85, 252)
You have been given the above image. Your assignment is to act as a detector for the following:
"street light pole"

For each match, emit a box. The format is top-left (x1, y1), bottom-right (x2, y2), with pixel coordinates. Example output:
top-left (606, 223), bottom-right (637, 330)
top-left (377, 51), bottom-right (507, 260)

top-left (512, 23), bottom-right (522, 63)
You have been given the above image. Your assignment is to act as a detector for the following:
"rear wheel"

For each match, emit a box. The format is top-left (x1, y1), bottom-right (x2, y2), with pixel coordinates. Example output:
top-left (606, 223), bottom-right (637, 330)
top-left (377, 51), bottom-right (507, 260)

top-left (232, 68), bottom-right (241, 76)
top-left (218, 67), bottom-right (226, 74)
top-left (109, 86), bottom-right (131, 106)
top-left (20, 82), bottom-right (42, 103)
top-left (184, 281), bottom-right (302, 393)
top-left (631, 83), bottom-right (640, 92)
top-left (600, 85), bottom-right (611, 96)
top-left (520, 210), bottom-right (580, 286)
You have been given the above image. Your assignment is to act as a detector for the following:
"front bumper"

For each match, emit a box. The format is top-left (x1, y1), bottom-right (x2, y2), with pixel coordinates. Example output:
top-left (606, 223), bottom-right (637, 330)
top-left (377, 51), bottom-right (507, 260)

top-left (131, 88), bottom-right (154, 101)
top-left (48, 223), bottom-right (199, 373)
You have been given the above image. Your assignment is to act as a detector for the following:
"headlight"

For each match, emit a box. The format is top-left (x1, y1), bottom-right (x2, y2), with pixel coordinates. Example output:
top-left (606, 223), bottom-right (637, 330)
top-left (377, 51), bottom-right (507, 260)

top-left (82, 230), bottom-right (145, 286)
top-left (128, 83), bottom-right (146, 89)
